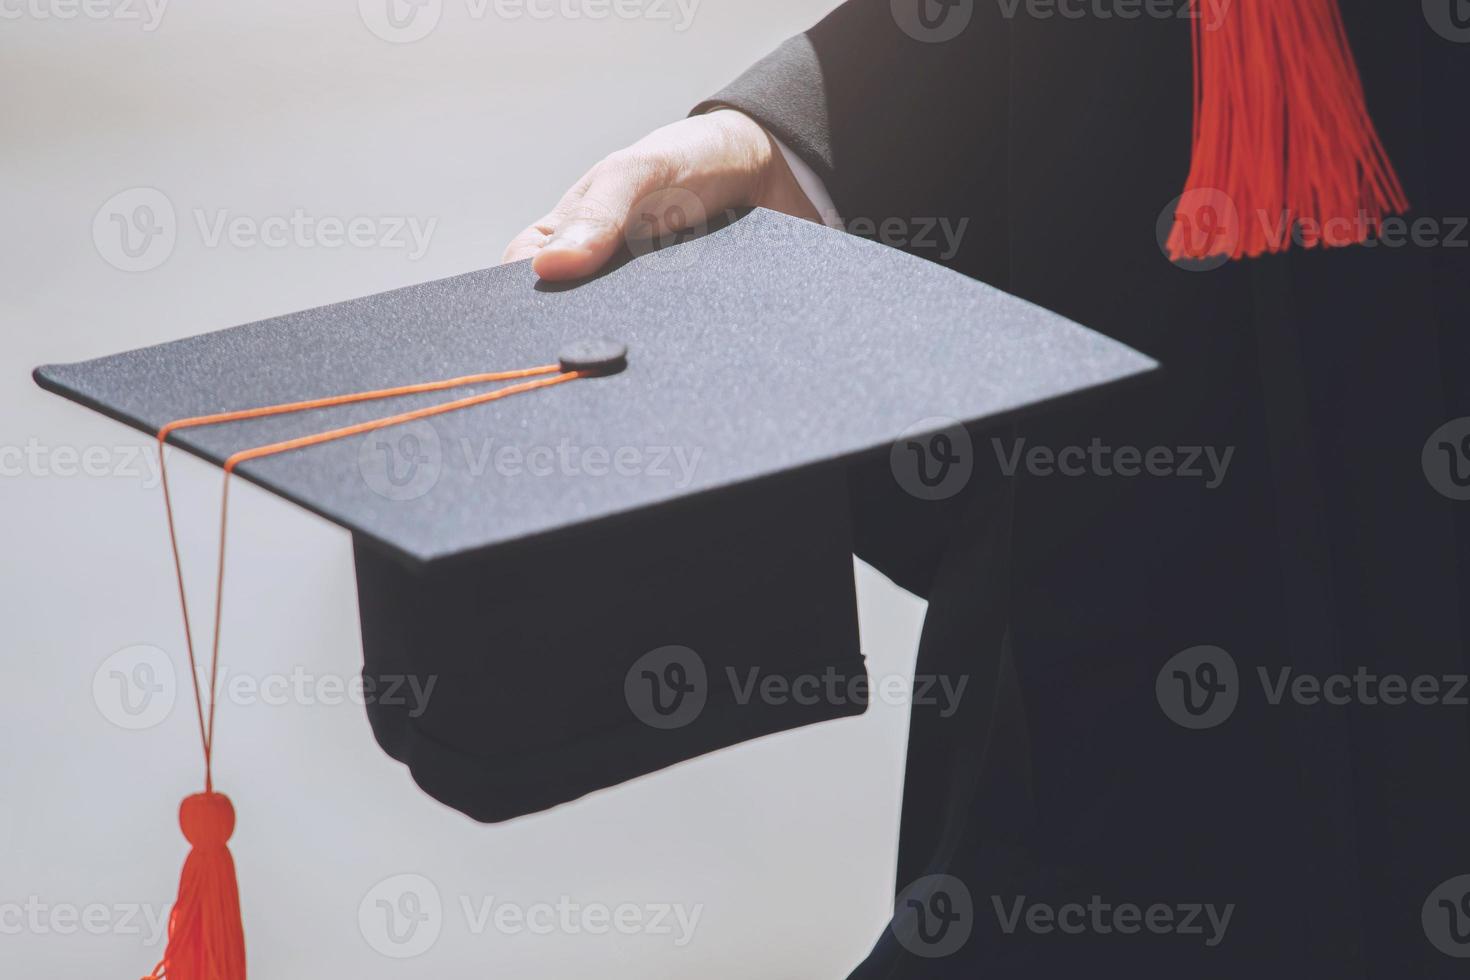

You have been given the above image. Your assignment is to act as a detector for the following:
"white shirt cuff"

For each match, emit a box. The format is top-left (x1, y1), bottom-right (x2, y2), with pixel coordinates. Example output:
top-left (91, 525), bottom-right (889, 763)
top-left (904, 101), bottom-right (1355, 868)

top-left (770, 135), bottom-right (842, 230)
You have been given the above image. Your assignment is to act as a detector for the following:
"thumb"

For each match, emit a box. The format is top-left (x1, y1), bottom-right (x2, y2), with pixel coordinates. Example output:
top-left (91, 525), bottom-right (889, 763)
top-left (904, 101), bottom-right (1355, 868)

top-left (532, 151), bottom-right (669, 281)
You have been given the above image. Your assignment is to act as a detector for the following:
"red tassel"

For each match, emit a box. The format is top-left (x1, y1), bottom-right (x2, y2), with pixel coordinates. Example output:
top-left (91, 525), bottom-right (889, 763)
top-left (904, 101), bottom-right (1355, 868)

top-left (143, 793), bottom-right (246, 980)
top-left (1168, 0), bottom-right (1408, 262)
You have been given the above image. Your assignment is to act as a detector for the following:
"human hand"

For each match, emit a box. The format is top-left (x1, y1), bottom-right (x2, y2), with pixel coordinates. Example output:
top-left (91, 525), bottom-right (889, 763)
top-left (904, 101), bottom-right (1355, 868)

top-left (502, 109), bottom-right (822, 281)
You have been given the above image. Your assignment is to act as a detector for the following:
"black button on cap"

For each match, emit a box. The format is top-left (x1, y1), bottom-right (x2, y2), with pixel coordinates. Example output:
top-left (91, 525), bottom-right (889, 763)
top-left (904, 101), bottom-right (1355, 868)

top-left (558, 339), bottom-right (628, 376)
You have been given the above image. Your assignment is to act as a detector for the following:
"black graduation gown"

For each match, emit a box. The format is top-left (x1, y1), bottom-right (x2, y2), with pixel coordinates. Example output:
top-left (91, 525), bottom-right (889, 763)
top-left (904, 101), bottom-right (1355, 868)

top-left (698, 1), bottom-right (1470, 975)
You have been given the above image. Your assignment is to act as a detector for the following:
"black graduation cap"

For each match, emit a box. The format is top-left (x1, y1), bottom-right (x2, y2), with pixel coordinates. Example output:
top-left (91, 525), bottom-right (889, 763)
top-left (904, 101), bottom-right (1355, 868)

top-left (35, 208), bottom-right (1155, 824)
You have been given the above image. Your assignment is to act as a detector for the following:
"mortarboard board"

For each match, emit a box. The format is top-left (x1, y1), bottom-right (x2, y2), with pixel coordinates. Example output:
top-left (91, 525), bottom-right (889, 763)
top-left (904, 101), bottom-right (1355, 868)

top-left (34, 207), bottom-right (1154, 976)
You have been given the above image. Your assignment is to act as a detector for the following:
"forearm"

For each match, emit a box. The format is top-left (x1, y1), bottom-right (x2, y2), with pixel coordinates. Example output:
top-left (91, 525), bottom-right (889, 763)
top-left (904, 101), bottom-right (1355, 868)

top-left (691, 0), bottom-right (1009, 273)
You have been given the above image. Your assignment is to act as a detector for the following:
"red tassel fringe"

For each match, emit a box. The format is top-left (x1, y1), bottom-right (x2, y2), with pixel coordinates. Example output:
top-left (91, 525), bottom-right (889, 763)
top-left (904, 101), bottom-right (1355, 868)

top-left (1168, 0), bottom-right (1408, 262)
top-left (143, 793), bottom-right (246, 980)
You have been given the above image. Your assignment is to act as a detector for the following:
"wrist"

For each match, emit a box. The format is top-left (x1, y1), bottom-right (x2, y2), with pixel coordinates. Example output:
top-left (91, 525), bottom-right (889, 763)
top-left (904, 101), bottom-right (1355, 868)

top-left (700, 108), bottom-right (775, 204)
top-left (700, 108), bottom-right (817, 221)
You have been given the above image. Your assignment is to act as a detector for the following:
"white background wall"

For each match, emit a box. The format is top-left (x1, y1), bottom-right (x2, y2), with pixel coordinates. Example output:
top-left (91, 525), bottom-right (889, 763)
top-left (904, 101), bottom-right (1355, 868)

top-left (0, 2), bottom-right (930, 977)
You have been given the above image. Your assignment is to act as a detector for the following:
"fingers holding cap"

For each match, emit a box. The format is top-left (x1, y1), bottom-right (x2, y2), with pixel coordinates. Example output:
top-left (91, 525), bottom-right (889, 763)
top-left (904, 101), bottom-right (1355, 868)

top-left (528, 150), bottom-right (678, 281)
